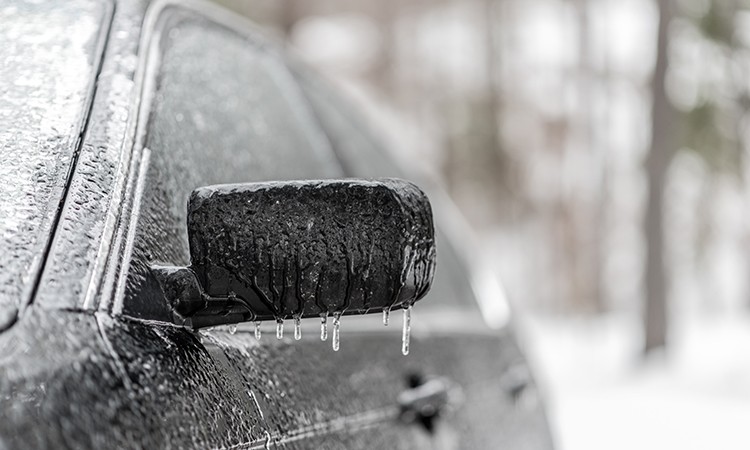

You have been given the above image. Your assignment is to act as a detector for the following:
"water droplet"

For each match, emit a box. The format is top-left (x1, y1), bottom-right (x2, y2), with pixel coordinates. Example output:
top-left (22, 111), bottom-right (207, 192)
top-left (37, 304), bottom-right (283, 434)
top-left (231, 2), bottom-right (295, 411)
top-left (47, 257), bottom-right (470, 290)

top-left (320, 314), bottom-right (328, 341)
top-left (294, 317), bottom-right (301, 340)
top-left (276, 319), bottom-right (284, 339)
top-left (383, 308), bottom-right (390, 326)
top-left (229, 324), bottom-right (237, 335)
top-left (332, 313), bottom-right (341, 351)
top-left (255, 321), bottom-right (261, 340)
top-left (402, 305), bottom-right (412, 356)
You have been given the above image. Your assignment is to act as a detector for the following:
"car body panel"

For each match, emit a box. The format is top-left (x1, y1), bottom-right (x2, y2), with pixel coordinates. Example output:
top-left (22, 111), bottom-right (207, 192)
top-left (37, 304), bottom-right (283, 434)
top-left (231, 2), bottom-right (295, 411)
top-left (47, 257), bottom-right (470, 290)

top-left (1, 309), bottom-right (549, 449)
top-left (33, 0), bottom-right (150, 312)
top-left (0, 0), bottom-right (112, 328)
top-left (0, 310), bottom-right (260, 449)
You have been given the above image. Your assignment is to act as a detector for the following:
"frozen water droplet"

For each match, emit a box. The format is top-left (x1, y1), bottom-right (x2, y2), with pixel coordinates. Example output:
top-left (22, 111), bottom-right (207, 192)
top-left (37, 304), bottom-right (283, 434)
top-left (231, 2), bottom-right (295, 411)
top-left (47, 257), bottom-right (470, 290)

top-left (255, 321), bottom-right (261, 340)
top-left (383, 308), bottom-right (390, 326)
top-left (402, 305), bottom-right (412, 356)
top-left (320, 314), bottom-right (328, 341)
top-left (276, 319), bottom-right (284, 339)
top-left (294, 317), bottom-right (301, 340)
top-left (229, 324), bottom-right (237, 335)
top-left (332, 313), bottom-right (341, 351)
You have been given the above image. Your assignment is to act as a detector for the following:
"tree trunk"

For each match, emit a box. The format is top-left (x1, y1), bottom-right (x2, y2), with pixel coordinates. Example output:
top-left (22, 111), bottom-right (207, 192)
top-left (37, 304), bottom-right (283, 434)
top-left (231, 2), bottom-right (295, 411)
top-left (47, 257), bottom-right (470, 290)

top-left (643, 0), bottom-right (674, 355)
top-left (575, 0), bottom-right (605, 313)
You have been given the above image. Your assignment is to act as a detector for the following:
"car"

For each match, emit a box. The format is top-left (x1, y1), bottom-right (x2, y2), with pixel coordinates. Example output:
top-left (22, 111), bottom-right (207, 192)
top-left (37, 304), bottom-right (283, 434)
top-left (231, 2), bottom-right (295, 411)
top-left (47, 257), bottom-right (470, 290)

top-left (0, 0), bottom-right (553, 448)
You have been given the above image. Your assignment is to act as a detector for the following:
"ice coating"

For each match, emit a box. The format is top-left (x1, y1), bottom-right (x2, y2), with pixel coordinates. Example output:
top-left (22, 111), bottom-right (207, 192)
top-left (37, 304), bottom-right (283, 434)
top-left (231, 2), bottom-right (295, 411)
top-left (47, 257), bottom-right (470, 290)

top-left (0, 0), bottom-right (111, 327)
top-left (320, 314), bottom-right (328, 341)
top-left (276, 320), bottom-right (284, 340)
top-left (184, 178), bottom-right (436, 325)
top-left (332, 314), bottom-right (341, 352)
top-left (294, 317), bottom-right (302, 340)
top-left (402, 306), bottom-right (412, 356)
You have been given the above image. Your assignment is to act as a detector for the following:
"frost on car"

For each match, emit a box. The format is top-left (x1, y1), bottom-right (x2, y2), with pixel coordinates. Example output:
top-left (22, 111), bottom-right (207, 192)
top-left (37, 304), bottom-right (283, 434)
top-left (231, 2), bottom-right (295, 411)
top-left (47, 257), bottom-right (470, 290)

top-left (0, 1), bottom-right (553, 449)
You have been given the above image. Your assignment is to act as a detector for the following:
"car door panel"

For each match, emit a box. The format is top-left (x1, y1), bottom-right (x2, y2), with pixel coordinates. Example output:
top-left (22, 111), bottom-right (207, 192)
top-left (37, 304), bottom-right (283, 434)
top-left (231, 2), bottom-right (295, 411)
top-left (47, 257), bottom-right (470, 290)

top-left (99, 316), bottom-right (263, 448)
top-left (114, 3), bottom-right (432, 447)
top-left (211, 326), bottom-right (549, 449)
top-left (0, 310), bottom-right (124, 449)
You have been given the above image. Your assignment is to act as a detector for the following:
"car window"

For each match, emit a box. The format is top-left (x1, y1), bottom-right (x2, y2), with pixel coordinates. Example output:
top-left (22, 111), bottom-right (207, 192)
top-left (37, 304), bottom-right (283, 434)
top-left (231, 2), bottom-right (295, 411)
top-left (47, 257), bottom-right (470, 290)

top-left (122, 8), bottom-right (343, 318)
top-left (293, 69), bottom-right (480, 312)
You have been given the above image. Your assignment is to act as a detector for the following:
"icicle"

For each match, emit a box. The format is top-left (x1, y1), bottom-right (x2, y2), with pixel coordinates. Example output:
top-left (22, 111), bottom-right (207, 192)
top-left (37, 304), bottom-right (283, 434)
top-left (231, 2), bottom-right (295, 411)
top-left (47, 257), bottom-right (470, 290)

top-left (228, 324), bottom-right (237, 335)
top-left (320, 314), bottom-right (328, 341)
top-left (401, 305), bottom-right (412, 356)
top-left (276, 319), bottom-right (284, 339)
top-left (332, 313), bottom-right (341, 351)
top-left (254, 321), bottom-right (261, 340)
top-left (383, 307), bottom-right (390, 326)
top-left (294, 317), bottom-right (301, 340)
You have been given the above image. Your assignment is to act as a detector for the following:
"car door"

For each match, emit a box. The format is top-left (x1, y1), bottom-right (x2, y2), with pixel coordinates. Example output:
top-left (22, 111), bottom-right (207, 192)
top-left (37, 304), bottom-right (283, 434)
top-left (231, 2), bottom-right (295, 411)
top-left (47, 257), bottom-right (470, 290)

top-left (101, 3), bottom-right (436, 448)
top-left (102, 2), bottom-right (554, 448)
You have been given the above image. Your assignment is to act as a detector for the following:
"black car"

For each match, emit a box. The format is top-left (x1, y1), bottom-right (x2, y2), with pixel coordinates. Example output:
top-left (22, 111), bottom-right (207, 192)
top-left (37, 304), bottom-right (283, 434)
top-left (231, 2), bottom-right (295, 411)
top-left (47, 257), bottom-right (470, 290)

top-left (0, 1), bottom-right (552, 448)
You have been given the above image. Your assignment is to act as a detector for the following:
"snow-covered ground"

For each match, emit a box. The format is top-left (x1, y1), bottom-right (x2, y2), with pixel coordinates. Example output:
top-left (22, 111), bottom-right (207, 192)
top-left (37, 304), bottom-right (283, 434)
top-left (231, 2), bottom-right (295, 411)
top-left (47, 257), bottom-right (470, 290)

top-left (517, 312), bottom-right (750, 450)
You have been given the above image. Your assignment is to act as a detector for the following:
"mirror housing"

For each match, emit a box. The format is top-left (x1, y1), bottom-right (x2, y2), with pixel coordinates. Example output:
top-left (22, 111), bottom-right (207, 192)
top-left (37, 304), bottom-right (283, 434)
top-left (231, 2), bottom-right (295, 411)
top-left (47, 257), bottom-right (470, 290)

top-left (153, 179), bottom-right (436, 329)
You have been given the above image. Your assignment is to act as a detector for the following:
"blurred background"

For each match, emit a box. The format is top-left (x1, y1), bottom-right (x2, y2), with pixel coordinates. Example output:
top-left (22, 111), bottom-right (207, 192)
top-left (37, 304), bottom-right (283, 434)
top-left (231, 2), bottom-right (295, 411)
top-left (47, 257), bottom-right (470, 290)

top-left (212, 0), bottom-right (750, 448)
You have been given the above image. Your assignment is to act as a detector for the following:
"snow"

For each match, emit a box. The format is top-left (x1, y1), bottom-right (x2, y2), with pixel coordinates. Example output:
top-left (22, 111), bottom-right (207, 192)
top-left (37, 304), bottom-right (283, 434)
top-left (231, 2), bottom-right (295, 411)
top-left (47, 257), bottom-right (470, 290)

top-left (517, 312), bottom-right (750, 450)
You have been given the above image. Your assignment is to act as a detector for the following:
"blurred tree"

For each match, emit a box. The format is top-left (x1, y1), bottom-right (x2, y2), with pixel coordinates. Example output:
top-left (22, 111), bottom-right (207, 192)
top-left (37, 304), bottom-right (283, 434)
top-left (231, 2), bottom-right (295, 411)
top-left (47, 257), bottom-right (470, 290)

top-left (644, 0), bottom-right (675, 355)
top-left (644, 0), bottom-right (748, 354)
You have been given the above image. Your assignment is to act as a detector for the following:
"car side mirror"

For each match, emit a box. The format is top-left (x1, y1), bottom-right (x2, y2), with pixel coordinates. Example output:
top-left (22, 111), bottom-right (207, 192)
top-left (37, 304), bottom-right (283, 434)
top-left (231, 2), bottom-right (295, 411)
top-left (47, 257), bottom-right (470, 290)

top-left (153, 178), bottom-right (436, 349)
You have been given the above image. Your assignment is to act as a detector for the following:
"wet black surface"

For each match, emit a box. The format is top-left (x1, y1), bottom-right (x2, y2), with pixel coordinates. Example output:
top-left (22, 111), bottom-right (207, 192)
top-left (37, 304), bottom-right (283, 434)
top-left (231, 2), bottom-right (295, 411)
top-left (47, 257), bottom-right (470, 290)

top-left (0, 310), bottom-right (126, 448)
top-left (180, 179), bottom-right (435, 322)
top-left (0, 309), bottom-right (263, 449)
top-left (102, 316), bottom-right (263, 448)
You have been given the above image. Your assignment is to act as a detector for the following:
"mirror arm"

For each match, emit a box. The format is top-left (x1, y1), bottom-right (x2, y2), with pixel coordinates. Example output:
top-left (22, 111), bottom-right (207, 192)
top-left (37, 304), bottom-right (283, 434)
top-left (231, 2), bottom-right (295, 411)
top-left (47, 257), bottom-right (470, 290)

top-left (151, 265), bottom-right (255, 329)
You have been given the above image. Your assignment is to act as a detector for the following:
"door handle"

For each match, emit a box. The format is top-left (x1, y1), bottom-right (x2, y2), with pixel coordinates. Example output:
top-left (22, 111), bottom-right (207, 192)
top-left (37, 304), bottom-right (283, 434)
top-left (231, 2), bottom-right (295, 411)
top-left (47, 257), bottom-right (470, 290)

top-left (397, 375), bottom-right (462, 433)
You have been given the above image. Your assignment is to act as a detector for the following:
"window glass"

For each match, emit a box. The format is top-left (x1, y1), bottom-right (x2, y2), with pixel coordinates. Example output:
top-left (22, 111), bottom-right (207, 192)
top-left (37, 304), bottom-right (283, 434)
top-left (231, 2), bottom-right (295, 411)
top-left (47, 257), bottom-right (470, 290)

top-left (123, 10), bottom-right (342, 317)
top-left (294, 69), bottom-right (479, 312)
